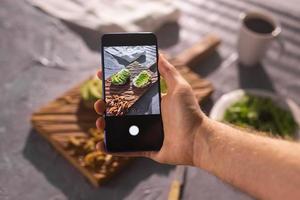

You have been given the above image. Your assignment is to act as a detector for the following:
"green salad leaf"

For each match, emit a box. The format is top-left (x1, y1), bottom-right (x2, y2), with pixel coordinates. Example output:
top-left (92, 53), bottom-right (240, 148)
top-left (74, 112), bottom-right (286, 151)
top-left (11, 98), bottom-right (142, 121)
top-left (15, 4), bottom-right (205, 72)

top-left (111, 68), bottom-right (130, 86)
top-left (160, 77), bottom-right (167, 94)
top-left (223, 94), bottom-right (298, 138)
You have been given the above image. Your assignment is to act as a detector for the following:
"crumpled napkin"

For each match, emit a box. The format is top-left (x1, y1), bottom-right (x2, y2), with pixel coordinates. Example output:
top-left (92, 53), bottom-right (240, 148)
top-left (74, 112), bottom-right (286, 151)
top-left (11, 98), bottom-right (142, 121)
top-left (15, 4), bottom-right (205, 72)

top-left (105, 46), bottom-right (146, 63)
top-left (28, 0), bottom-right (180, 32)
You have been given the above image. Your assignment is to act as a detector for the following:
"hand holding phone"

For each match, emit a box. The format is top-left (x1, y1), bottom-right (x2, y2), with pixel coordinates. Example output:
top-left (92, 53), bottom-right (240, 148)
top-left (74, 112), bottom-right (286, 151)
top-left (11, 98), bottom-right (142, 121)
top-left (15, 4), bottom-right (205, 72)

top-left (101, 33), bottom-right (164, 152)
top-left (95, 52), bottom-right (204, 165)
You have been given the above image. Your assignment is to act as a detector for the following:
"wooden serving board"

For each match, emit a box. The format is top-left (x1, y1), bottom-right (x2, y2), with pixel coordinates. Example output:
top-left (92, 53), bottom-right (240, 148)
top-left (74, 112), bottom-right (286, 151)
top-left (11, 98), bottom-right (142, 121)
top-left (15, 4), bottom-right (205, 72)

top-left (31, 34), bottom-right (220, 187)
top-left (31, 84), bottom-right (132, 187)
top-left (172, 35), bottom-right (220, 102)
top-left (105, 61), bottom-right (158, 116)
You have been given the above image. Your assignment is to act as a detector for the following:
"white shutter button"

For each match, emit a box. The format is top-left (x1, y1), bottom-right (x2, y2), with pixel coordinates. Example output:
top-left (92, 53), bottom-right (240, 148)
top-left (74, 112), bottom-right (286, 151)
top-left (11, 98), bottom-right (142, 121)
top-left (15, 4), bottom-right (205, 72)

top-left (129, 125), bottom-right (139, 136)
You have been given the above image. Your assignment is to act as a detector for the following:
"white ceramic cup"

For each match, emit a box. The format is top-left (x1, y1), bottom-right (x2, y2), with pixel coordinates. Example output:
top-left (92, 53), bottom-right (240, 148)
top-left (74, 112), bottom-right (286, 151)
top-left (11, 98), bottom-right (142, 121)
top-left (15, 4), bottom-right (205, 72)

top-left (237, 11), bottom-right (281, 66)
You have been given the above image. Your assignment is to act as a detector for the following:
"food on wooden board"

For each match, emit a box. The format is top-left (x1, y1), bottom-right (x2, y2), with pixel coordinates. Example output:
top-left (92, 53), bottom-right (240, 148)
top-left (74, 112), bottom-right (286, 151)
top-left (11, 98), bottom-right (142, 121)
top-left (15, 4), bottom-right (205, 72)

top-left (80, 76), bottom-right (102, 109)
top-left (133, 70), bottom-right (152, 88)
top-left (67, 136), bottom-right (89, 156)
top-left (106, 95), bottom-right (129, 116)
top-left (66, 128), bottom-right (106, 170)
top-left (111, 68), bottom-right (131, 86)
top-left (31, 36), bottom-right (217, 186)
top-left (67, 128), bottom-right (104, 156)
top-left (66, 128), bottom-right (128, 176)
top-left (83, 151), bottom-right (106, 170)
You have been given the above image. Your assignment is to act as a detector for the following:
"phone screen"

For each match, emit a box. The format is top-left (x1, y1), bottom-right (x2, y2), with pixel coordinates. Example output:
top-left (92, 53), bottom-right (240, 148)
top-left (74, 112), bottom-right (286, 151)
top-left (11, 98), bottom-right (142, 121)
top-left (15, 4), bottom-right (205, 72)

top-left (101, 34), bottom-right (164, 152)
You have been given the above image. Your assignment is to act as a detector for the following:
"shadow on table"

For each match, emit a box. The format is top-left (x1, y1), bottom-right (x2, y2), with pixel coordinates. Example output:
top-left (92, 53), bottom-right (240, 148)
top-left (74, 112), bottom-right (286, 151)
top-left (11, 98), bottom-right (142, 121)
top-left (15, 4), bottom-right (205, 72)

top-left (63, 20), bottom-right (180, 51)
top-left (200, 97), bottom-right (215, 115)
top-left (63, 20), bottom-right (103, 52)
top-left (155, 22), bottom-right (180, 49)
top-left (185, 51), bottom-right (223, 114)
top-left (198, 58), bottom-right (276, 115)
top-left (129, 82), bottom-right (159, 115)
top-left (189, 51), bottom-right (223, 77)
top-left (109, 53), bottom-right (147, 67)
top-left (23, 129), bottom-right (173, 200)
top-left (238, 62), bottom-right (276, 92)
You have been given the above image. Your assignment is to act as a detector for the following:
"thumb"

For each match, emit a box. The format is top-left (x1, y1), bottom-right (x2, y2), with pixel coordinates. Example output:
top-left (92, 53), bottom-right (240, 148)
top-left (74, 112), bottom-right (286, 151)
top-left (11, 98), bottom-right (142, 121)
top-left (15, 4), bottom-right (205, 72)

top-left (158, 54), bottom-right (181, 90)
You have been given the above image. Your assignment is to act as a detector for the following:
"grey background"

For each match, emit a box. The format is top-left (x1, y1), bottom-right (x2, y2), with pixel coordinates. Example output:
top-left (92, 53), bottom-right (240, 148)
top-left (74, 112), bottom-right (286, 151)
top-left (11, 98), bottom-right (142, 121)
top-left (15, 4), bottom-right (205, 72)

top-left (1, 0), bottom-right (300, 199)
top-left (103, 46), bottom-right (160, 116)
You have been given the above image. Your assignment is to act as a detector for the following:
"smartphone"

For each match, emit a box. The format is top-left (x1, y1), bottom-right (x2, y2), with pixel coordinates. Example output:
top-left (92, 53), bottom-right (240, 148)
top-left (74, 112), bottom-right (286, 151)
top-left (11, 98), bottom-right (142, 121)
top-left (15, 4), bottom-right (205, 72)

top-left (101, 33), bottom-right (164, 152)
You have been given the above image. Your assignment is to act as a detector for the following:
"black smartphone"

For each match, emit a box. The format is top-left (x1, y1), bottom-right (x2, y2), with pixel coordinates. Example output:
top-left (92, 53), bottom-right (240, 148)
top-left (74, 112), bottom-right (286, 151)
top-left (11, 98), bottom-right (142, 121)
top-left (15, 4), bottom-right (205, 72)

top-left (101, 33), bottom-right (164, 152)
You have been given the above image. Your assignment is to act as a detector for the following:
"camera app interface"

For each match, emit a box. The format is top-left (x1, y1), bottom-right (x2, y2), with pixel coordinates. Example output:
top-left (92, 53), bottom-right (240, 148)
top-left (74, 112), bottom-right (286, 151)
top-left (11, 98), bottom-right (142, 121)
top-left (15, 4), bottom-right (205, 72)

top-left (103, 45), bottom-right (160, 117)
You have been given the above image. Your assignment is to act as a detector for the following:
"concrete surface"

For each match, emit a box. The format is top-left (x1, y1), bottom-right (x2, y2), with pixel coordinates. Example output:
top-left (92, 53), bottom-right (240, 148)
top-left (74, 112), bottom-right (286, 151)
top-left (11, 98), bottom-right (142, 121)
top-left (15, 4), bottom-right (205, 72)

top-left (0, 0), bottom-right (300, 199)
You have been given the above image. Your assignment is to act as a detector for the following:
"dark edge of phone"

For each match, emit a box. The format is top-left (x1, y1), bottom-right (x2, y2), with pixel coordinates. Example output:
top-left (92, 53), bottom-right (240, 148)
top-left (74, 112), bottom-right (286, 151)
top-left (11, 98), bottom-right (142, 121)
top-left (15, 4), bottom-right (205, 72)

top-left (100, 32), bottom-right (164, 152)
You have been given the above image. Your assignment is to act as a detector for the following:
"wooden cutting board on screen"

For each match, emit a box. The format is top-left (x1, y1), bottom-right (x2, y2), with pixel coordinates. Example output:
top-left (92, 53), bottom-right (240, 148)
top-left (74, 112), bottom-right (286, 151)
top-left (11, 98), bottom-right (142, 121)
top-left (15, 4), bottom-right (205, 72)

top-left (31, 34), bottom-right (220, 187)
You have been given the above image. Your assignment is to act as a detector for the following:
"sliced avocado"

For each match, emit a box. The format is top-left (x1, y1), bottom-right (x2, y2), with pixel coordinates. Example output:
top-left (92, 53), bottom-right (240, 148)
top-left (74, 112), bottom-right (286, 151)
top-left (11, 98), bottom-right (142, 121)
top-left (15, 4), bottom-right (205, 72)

top-left (133, 70), bottom-right (151, 88)
top-left (80, 77), bottom-right (102, 103)
top-left (111, 68), bottom-right (131, 86)
top-left (80, 82), bottom-right (90, 101)
top-left (88, 79), bottom-right (102, 99)
top-left (89, 84), bottom-right (102, 99)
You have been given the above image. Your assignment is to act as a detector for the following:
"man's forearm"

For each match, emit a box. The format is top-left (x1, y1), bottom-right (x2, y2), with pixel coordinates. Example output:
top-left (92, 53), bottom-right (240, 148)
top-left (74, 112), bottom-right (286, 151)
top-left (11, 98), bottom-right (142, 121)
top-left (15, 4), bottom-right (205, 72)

top-left (193, 117), bottom-right (300, 200)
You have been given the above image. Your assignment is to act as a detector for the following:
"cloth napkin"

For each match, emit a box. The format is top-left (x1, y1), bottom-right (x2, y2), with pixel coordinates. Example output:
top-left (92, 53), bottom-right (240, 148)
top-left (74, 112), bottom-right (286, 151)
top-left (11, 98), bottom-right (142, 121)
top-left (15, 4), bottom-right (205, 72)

top-left (28, 0), bottom-right (180, 32)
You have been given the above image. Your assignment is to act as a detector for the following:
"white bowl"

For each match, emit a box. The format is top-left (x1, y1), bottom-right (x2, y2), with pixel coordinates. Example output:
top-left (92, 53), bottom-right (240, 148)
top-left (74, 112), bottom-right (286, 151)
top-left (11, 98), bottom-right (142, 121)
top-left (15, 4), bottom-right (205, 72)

top-left (209, 89), bottom-right (300, 139)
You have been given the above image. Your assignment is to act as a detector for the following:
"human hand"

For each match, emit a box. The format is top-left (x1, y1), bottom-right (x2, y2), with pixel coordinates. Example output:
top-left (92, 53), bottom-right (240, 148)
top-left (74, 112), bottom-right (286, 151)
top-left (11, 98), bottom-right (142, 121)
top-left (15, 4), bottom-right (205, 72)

top-left (94, 54), bottom-right (206, 165)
